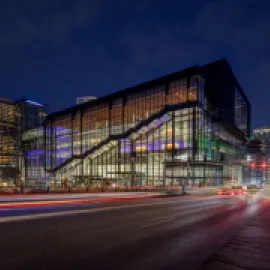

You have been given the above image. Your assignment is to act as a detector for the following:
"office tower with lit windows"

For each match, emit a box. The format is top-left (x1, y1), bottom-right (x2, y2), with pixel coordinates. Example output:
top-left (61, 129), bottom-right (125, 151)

top-left (0, 99), bottom-right (17, 186)
top-left (253, 127), bottom-right (270, 184)
top-left (16, 99), bottom-right (47, 135)
top-left (254, 127), bottom-right (270, 155)
top-left (34, 59), bottom-right (250, 188)
top-left (16, 99), bottom-right (48, 185)
top-left (244, 138), bottom-right (268, 187)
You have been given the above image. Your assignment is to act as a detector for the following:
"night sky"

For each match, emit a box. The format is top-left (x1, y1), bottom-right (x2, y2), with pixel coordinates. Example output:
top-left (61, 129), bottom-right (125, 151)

top-left (1, 0), bottom-right (270, 129)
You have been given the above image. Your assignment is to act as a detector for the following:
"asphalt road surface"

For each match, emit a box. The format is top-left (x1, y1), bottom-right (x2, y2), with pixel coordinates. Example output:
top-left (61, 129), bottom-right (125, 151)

top-left (0, 195), bottom-right (266, 270)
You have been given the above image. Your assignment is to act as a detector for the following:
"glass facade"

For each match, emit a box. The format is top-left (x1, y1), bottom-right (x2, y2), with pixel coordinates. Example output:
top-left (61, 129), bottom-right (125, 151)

top-left (235, 87), bottom-right (248, 135)
top-left (22, 127), bottom-right (50, 184)
top-left (254, 127), bottom-right (270, 155)
top-left (17, 99), bottom-right (48, 186)
top-left (43, 65), bottom-right (248, 187)
top-left (253, 127), bottom-right (270, 185)
top-left (0, 100), bottom-right (17, 185)
top-left (16, 100), bottom-right (47, 131)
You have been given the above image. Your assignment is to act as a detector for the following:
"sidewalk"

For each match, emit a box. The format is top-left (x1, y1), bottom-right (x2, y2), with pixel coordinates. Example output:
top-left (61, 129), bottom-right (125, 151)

top-left (198, 200), bottom-right (270, 270)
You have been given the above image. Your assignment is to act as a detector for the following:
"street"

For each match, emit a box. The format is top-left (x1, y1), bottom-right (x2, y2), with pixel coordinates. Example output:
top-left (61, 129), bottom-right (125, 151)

top-left (0, 195), bottom-right (269, 269)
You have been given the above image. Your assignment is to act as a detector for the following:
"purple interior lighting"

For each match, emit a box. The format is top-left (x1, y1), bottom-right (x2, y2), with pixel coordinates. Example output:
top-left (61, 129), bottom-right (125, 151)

top-left (26, 149), bottom-right (44, 156)
top-left (55, 149), bottom-right (71, 155)
top-left (46, 126), bottom-right (71, 134)
top-left (120, 145), bottom-right (132, 153)
top-left (147, 144), bottom-right (154, 151)
top-left (57, 136), bottom-right (70, 142)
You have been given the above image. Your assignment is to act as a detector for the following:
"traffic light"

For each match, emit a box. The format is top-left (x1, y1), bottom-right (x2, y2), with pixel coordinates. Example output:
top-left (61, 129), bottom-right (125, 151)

top-left (261, 162), bottom-right (267, 168)
top-left (249, 161), bottom-right (267, 168)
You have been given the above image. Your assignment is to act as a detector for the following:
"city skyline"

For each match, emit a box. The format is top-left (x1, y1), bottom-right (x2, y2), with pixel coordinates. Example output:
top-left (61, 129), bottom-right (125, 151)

top-left (1, 2), bottom-right (270, 269)
top-left (0, 0), bottom-right (270, 128)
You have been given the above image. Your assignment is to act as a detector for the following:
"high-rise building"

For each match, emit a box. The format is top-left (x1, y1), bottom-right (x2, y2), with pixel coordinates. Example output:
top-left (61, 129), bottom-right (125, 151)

top-left (22, 127), bottom-right (50, 185)
top-left (16, 99), bottom-right (47, 134)
top-left (253, 127), bottom-right (270, 185)
top-left (244, 138), bottom-right (268, 187)
top-left (36, 59), bottom-right (250, 188)
top-left (0, 97), bottom-right (48, 187)
top-left (0, 99), bottom-right (17, 186)
top-left (16, 99), bottom-right (48, 185)
top-left (254, 127), bottom-right (270, 155)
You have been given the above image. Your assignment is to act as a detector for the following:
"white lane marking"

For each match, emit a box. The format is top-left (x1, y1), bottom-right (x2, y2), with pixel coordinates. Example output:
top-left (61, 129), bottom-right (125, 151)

top-left (0, 194), bottom-right (221, 208)
top-left (0, 196), bottom-right (232, 223)
top-left (0, 195), bottom-right (226, 212)
top-left (140, 201), bottom-right (247, 228)
top-left (140, 203), bottom-right (221, 228)
top-left (0, 192), bottom-right (161, 202)
top-left (141, 217), bottom-right (176, 227)
top-left (0, 195), bottom-right (165, 208)
top-left (0, 202), bottom-right (103, 211)
top-left (141, 212), bottom-right (209, 229)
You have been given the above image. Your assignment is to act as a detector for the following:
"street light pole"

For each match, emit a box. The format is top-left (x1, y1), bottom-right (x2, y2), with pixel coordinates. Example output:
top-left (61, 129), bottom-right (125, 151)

top-left (163, 160), bottom-right (166, 188)
top-left (131, 156), bottom-right (135, 187)
top-left (184, 160), bottom-right (190, 194)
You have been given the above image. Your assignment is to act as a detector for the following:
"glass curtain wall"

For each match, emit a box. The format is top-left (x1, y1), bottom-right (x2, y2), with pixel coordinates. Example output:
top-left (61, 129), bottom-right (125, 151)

top-left (46, 78), bottom-right (190, 171)
top-left (168, 106), bottom-right (245, 187)
top-left (45, 73), bottom-right (245, 187)
top-left (235, 86), bottom-right (248, 135)
top-left (23, 127), bottom-right (49, 183)
top-left (0, 101), bottom-right (17, 185)
top-left (81, 112), bottom-right (172, 187)
top-left (54, 115), bottom-right (72, 167)
top-left (70, 106), bottom-right (243, 187)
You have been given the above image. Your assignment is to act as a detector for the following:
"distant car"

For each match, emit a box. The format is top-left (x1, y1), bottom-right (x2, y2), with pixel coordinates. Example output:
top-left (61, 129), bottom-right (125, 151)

top-left (218, 188), bottom-right (232, 195)
top-left (231, 186), bottom-right (246, 195)
top-left (218, 188), bottom-right (245, 196)
top-left (23, 188), bottom-right (31, 193)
